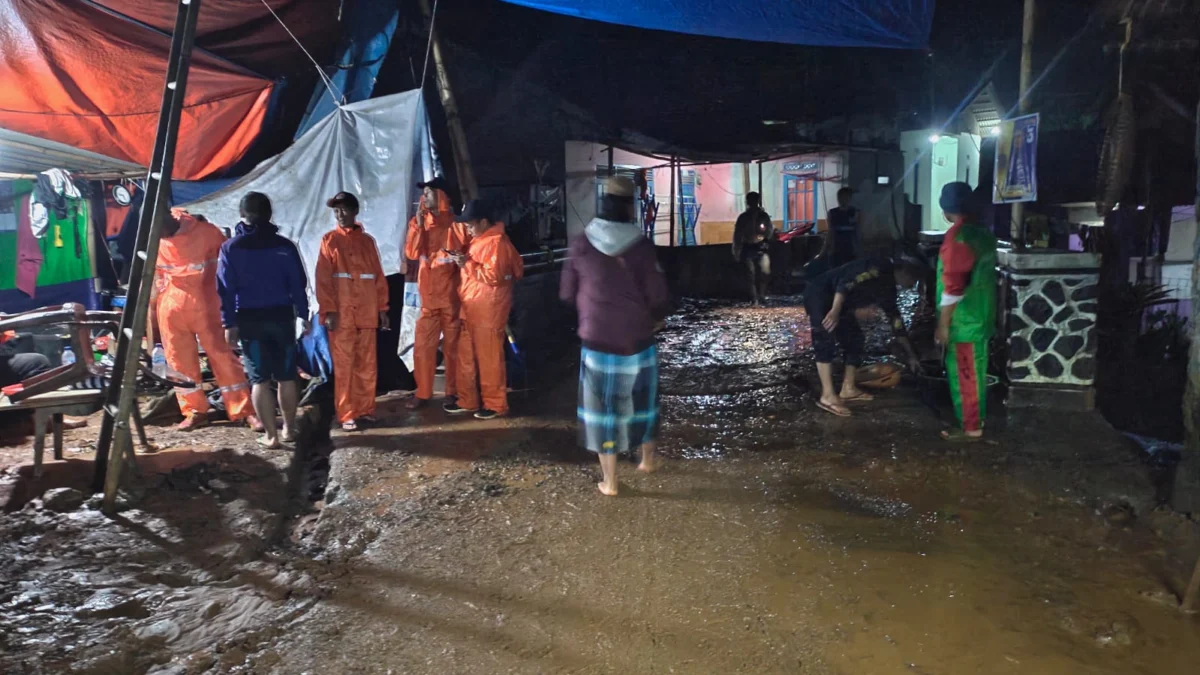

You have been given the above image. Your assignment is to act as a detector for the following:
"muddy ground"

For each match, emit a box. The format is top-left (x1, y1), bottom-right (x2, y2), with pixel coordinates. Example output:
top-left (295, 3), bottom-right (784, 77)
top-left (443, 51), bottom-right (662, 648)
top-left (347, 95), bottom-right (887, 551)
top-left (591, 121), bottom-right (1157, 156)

top-left (2, 297), bottom-right (1199, 674)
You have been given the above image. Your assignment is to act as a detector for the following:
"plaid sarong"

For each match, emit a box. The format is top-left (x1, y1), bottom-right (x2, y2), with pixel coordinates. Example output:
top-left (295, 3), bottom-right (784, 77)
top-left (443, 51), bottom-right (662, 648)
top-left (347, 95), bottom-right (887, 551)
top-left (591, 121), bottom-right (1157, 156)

top-left (578, 345), bottom-right (659, 455)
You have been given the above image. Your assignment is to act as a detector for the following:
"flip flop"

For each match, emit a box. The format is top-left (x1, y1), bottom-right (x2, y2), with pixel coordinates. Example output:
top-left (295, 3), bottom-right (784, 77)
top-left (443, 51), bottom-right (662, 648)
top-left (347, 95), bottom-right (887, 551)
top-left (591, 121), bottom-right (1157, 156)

top-left (257, 436), bottom-right (282, 450)
top-left (841, 392), bottom-right (875, 402)
top-left (817, 400), bottom-right (852, 417)
top-left (940, 429), bottom-right (982, 442)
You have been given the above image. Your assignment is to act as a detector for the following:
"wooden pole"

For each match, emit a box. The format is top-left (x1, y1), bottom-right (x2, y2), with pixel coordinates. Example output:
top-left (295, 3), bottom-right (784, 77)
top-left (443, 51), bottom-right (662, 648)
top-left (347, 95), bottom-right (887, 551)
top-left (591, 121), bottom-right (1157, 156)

top-left (1010, 0), bottom-right (1035, 250)
top-left (1177, 97), bottom-right (1200, 520)
top-left (677, 161), bottom-right (685, 245)
top-left (669, 156), bottom-right (676, 247)
top-left (94, 0), bottom-right (202, 509)
top-left (742, 163), bottom-right (751, 204)
top-left (419, 0), bottom-right (477, 201)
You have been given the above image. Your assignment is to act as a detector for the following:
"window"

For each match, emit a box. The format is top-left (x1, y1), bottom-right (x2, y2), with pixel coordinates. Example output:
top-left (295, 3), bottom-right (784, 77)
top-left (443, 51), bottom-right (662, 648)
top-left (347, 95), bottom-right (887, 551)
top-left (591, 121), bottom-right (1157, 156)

top-left (783, 174), bottom-right (818, 234)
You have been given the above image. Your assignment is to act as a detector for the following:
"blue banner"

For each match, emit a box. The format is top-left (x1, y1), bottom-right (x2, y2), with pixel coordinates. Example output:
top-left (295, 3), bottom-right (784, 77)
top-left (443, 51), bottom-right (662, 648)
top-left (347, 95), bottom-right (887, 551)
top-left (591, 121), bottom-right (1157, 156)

top-left (499, 0), bottom-right (933, 49)
top-left (993, 113), bottom-right (1039, 204)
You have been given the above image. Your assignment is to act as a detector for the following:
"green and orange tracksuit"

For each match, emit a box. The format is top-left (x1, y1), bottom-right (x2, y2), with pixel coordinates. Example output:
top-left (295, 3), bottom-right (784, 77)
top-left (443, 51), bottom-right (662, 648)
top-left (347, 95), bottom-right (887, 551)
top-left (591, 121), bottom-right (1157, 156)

top-left (936, 219), bottom-right (998, 433)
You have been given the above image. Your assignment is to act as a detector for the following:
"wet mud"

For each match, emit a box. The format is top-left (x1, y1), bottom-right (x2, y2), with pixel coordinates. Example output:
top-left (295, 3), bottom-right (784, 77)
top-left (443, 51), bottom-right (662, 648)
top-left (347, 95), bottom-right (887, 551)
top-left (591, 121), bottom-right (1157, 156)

top-left (3, 297), bottom-right (1199, 674)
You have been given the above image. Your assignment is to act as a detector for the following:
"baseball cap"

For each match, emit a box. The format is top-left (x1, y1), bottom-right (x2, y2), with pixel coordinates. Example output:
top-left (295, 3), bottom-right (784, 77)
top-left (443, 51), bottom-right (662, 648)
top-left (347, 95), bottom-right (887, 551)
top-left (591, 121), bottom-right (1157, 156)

top-left (326, 191), bottom-right (360, 211)
top-left (455, 199), bottom-right (491, 223)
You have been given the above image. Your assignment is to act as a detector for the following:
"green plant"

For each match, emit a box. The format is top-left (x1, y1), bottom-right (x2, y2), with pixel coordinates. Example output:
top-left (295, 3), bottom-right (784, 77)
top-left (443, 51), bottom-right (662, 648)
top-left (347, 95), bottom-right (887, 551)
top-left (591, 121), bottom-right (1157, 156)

top-left (1139, 309), bottom-right (1190, 362)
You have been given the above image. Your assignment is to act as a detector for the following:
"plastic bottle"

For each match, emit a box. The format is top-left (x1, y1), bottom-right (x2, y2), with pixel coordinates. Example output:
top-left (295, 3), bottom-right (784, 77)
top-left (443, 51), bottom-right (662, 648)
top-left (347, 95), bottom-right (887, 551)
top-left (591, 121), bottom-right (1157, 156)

top-left (152, 343), bottom-right (167, 377)
top-left (60, 346), bottom-right (75, 366)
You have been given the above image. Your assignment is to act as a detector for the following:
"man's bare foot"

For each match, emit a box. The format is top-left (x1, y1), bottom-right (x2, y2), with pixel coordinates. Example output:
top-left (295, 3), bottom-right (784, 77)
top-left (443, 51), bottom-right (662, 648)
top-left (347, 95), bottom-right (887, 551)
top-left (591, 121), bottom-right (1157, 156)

top-left (637, 456), bottom-right (658, 473)
top-left (597, 481), bottom-right (618, 497)
top-left (839, 387), bottom-right (874, 402)
top-left (817, 396), bottom-right (851, 417)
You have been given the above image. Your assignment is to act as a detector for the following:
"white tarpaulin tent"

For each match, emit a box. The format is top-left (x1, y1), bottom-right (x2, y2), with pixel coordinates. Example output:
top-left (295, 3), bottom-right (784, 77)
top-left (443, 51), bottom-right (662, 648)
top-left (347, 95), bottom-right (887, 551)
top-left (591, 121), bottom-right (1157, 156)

top-left (183, 89), bottom-right (432, 295)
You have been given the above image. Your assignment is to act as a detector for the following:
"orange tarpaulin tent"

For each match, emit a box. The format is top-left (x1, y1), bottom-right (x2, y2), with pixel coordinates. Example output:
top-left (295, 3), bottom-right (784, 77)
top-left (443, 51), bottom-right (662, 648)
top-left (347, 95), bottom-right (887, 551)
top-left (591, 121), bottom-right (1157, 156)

top-left (0, 0), bottom-right (340, 180)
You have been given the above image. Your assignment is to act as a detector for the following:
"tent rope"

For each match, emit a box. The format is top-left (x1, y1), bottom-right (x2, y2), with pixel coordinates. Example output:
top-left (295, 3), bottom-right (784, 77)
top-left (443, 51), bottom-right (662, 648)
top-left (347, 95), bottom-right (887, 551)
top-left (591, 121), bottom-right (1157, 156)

top-left (258, 0), bottom-right (345, 106)
top-left (419, 0), bottom-right (440, 91)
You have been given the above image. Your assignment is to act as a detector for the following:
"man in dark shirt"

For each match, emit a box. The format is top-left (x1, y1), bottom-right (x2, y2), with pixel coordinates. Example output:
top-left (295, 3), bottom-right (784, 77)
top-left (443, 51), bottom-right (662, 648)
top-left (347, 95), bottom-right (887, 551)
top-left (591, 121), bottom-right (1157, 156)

top-left (805, 257), bottom-right (923, 416)
top-left (821, 187), bottom-right (860, 268)
top-left (732, 191), bottom-right (774, 305)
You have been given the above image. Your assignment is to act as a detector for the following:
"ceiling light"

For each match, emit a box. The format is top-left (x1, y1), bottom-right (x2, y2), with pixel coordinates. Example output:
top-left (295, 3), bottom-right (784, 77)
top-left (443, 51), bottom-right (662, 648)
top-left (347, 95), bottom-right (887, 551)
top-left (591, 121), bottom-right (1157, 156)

top-left (928, 133), bottom-right (941, 143)
top-left (989, 126), bottom-right (1001, 137)
top-left (1136, 205), bottom-right (1146, 211)
top-left (761, 120), bottom-right (787, 126)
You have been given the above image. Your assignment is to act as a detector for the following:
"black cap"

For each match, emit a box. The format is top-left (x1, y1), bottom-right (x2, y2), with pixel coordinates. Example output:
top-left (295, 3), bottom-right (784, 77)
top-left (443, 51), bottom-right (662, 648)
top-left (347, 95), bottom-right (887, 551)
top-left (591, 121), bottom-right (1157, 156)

top-left (417, 176), bottom-right (450, 194)
top-left (326, 191), bottom-right (360, 211)
top-left (455, 199), bottom-right (491, 223)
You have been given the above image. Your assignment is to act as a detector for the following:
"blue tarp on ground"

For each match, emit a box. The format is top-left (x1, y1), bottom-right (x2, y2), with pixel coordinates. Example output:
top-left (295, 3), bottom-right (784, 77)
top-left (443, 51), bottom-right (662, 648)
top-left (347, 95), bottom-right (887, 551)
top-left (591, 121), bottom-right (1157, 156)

top-left (499, 0), bottom-right (934, 48)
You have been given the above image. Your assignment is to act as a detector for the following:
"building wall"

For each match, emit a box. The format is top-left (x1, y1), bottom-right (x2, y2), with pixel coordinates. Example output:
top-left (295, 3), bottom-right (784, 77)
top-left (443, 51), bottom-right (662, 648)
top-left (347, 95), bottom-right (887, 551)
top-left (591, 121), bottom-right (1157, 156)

top-left (565, 141), bottom-right (905, 250)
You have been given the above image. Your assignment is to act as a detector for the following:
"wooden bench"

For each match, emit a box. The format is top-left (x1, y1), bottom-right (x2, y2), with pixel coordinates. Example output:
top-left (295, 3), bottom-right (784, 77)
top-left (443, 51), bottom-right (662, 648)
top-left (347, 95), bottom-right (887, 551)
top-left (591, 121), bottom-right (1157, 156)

top-left (0, 389), bottom-right (151, 477)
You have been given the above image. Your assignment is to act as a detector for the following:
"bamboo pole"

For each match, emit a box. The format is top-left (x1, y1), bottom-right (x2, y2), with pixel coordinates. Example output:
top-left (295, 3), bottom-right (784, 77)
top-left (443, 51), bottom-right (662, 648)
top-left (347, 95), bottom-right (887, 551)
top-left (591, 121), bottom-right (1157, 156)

top-left (418, 0), bottom-right (477, 201)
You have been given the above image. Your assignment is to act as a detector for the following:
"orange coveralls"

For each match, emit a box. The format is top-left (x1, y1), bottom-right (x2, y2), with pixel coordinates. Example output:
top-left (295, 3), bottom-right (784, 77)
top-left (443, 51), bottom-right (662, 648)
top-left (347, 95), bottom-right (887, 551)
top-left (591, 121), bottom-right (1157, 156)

top-left (154, 214), bottom-right (252, 420)
top-left (316, 223), bottom-right (389, 423)
top-left (456, 223), bottom-right (524, 415)
top-left (404, 188), bottom-right (468, 401)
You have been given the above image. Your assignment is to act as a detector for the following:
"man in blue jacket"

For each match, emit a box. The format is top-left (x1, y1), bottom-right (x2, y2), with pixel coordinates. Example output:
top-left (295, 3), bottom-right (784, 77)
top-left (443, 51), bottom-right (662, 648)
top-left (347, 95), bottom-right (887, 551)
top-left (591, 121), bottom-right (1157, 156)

top-left (217, 192), bottom-right (310, 449)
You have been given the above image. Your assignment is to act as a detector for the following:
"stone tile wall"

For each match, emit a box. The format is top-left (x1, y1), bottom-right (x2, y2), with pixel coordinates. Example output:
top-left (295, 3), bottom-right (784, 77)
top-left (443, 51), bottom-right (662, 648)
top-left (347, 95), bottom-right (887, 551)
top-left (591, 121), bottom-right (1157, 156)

top-left (1006, 272), bottom-right (1099, 386)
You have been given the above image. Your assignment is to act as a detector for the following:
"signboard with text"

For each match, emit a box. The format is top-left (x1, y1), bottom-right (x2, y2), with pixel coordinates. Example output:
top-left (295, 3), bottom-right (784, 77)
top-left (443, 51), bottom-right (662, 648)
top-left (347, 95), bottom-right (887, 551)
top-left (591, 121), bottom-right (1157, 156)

top-left (783, 161), bottom-right (820, 174)
top-left (993, 113), bottom-right (1039, 204)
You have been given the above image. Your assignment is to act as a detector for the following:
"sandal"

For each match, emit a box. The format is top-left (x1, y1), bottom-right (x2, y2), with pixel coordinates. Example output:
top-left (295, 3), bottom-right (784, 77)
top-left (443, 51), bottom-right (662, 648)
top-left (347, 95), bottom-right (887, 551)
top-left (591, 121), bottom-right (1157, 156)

top-left (940, 429), bottom-right (982, 442)
top-left (816, 400), bottom-right (852, 417)
top-left (341, 420), bottom-right (358, 432)
top-left (841, 392), bottom-right (875, 402)
top-left (257, 436), bottom-right (282, 450)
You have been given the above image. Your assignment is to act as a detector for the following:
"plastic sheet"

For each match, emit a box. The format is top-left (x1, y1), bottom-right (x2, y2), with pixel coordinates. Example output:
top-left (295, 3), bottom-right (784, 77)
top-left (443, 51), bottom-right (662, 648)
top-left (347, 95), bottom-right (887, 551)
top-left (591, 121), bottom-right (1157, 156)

top-left (182, 90), bottom-right (432, 312)
top-left (500, 0), bottom-right (933, 48)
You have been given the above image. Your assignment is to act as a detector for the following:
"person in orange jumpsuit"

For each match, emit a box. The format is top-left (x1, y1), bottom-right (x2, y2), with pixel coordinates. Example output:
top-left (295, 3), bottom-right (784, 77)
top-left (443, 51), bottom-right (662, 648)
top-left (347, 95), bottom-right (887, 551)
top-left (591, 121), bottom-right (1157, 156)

top-left (443, 200), bottom-right (524, 420)
top-left (153, 209), bottom-right (257, 431)
top-left (316, 192), bottom-right (390, 431)
top-left (403, 177), bottom-right (468, 410)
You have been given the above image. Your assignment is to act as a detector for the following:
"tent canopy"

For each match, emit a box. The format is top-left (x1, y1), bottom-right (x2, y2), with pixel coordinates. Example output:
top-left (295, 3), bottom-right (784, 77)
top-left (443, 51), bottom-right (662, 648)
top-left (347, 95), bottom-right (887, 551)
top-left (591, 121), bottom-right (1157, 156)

top-left (499, 0), bottom-right (934, 48)
top-left (0, 127), bottom-right (143, 179)
top-left (0, 1), bottom-right (342, 181)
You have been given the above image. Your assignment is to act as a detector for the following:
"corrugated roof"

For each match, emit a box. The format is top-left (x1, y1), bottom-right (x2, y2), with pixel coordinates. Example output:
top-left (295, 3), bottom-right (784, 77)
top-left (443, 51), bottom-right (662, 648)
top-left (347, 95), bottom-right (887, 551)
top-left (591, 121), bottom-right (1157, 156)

top-left (0, 126), bottom-right (143, 179)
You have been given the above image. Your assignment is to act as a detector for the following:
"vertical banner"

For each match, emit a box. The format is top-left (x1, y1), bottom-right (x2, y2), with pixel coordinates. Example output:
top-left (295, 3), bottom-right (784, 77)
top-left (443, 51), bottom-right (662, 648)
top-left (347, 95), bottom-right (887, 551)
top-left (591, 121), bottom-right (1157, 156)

top-left (993, 113), bottom-right (1040, 204)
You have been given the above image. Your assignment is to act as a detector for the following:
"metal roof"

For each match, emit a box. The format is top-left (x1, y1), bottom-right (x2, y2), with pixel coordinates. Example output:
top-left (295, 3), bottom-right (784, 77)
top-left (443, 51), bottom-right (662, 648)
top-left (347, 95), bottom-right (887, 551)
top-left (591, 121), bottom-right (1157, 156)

top-left (0, 127), bottom-right (143, 179)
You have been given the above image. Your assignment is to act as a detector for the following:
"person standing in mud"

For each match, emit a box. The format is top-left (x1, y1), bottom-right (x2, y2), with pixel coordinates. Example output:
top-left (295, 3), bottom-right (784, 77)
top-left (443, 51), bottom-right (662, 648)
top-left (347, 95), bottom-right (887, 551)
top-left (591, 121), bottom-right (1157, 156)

top-left (934, 182), bottom-right (998, 442)
top-left (316, 192), bottom-right (390, 432)
top-left (821, 187), bottom-right (861, 269)
top-left (806, 257), bottom-right (923, 417)
top-left (443, 199), bottom-right (523, 420)
top-left (153, 208), bottom-right (259, 433)
top-left (404, 177), bottom-right (468, 410)
top-left (732, 191), bottom-right (774, 305)
top-left (561, 176), bottom-right (672, 496)
top-left (218, 192), bottom-right (310, 449)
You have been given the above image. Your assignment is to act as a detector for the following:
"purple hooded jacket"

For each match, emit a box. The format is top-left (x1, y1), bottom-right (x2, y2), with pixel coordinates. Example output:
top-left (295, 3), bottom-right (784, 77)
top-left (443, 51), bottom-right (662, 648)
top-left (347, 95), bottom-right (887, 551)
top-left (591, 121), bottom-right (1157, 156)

top-left (560, 218), bottom-right (672, 355)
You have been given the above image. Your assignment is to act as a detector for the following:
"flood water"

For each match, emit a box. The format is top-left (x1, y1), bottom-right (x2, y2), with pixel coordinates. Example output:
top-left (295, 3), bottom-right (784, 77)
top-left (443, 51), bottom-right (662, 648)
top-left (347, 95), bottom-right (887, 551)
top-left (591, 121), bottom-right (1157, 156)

top-left (267, 298), bottom-right (1200, 674)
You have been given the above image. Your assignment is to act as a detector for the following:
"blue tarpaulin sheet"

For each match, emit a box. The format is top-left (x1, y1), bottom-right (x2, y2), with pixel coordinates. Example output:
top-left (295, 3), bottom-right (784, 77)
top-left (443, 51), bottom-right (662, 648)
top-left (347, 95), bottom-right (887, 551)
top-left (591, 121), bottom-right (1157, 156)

top-left (499, 0), bottom-right (933, 48)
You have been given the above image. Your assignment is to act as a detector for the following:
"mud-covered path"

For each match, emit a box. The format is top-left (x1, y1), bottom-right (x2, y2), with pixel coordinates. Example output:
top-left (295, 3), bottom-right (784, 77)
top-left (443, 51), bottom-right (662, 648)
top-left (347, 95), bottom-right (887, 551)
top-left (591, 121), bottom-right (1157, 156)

top-left (267, 299), bottom-right (1200, 675)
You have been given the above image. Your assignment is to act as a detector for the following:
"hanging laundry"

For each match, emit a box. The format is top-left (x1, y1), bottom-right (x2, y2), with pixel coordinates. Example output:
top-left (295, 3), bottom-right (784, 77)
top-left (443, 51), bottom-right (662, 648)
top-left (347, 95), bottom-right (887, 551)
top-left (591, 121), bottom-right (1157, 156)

top-left (15, 195), bottom-right (44, 297)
